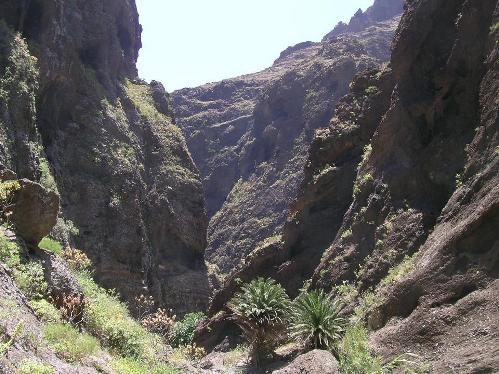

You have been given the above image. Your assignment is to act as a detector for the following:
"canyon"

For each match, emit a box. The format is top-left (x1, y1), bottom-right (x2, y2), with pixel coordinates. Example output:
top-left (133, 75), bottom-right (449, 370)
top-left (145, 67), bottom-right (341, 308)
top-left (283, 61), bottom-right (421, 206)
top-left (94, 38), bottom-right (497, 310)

top-left (0, 0), bottom-right (498, 373)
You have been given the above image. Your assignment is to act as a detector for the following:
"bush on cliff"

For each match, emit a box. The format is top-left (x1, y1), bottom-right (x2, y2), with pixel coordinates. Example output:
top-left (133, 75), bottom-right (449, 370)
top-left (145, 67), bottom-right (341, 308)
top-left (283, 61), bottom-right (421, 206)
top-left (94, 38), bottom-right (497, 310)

top-left (229, 277), bottom-right (290, 367)
top-left (169, 311), bottom-right (206, 347)
top-left (290, 290), bottom-right (345, 351)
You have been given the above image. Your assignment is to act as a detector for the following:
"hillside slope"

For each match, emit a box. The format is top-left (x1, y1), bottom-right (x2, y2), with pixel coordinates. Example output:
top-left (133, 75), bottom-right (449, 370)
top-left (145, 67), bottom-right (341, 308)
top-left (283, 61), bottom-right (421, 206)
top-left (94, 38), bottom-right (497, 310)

top-left (173, 0), bottom-right (404, 278)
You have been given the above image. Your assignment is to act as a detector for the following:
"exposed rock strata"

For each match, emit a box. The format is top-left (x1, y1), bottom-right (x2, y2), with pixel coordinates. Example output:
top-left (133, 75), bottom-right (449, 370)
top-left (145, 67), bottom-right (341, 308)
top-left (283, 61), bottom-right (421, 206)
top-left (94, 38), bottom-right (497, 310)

top-left (0, 0), bottom-right (209, 314)
top-left (173, 0), bottom-right (404, 277)
top-left (199, 0), bottom-right (499, 371)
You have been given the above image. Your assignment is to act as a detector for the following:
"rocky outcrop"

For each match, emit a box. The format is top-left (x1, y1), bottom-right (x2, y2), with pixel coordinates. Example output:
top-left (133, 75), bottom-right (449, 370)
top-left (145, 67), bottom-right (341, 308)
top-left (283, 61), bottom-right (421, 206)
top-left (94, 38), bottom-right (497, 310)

top-left (272, 350), bottom-right (340, 374)
top-left (173, 0), bottom-right (403, 277)
top-left (0, 263), bottom-right (105, 374)
top-left (0, 0), bottom-right (209, 314)
top-left (198, 1), bottom-right (499, 370)
top-left (323, 0), bottom-right (404, 42)
top-left (10, 179), bottom-right (59, 246)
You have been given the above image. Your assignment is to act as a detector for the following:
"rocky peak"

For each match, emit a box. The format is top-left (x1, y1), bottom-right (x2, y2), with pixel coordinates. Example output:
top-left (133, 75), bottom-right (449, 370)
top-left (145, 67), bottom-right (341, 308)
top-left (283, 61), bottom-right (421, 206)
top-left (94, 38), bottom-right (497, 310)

top-left (322, 0), bottom-right (404, 41)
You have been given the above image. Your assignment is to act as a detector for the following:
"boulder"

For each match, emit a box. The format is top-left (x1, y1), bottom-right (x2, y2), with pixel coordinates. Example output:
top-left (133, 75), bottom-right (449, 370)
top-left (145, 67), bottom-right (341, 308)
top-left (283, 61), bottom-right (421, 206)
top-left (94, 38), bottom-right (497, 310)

top-left (272, 350), bottom-right (340, 374)
top-left (11, 179), bottom-right (59, 246)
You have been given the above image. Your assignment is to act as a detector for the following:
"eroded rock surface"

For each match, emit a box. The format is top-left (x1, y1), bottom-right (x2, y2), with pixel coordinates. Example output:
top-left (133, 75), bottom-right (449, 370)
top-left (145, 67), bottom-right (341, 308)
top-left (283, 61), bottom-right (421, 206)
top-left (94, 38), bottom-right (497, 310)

top-left (199, 0), bottom-right (499, 371)
top-left (0, 0), bottom-right (209, 314)
top-left (174, 0), bottom-right (404, 277)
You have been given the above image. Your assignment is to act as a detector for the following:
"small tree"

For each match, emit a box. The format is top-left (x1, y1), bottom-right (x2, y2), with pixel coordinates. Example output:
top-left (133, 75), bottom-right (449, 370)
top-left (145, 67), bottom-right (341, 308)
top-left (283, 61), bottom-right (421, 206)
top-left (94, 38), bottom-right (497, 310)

top-left (290, 290), bottom-right (345, 351)
top-left (228, 277), bottom-right (290, 367)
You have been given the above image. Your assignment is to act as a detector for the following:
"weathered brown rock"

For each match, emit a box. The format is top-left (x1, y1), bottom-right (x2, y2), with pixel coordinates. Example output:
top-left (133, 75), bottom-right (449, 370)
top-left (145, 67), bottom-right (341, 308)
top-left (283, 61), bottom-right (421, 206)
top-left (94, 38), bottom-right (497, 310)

top-left (272, 350), bottom-right (340, 374)
top-left (323, 0), bottom-right (404, 42)
top-left (11, 179), bottom-right (59, 246)
top-left (0, 166), bottom-right (17, 181)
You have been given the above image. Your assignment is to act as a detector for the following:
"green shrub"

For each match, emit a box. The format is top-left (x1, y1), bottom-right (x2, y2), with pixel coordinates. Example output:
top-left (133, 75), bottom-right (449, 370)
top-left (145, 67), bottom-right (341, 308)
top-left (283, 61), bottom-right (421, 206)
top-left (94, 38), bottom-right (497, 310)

top-left (43, 323), bottom-right (100, 363)
top-left (353, 173), bottom-right (374, 197)
top-left (14, 261), bottom-right (48, 300)
top-left (63, 247), bottom-right (92, 271)
top-left (365, 86), bottom-right (379, 96)
top-left (0, 232), bottom-right (21, 268)
top-left (110, 357), bottom-right (180, 374)
top-left (338, 324), bottom-right (421, 373)
top-left (76, 272), bottom-right (165, 361)
top-left (0, 320), bottom-right (24, 355)
top-left (290, 290), bottom-right (345, 351)
top-left (38, 237), bottom-right (63, 256)
top-left (38, 157), bottom-right (58, 193)
top-left (380, 252), bottom-right (418, 287)
top-left (17, 359), bottom-right (55, 374)
top-left (169, 312), bottom-right (205, 347)
top-left (29, 299), bottom-right (62, 323)
top-left (338, 324), bottom-right (384, 374)
top-left (229, 277), bottom-right (290, 366)
top-left (0, 180), bottom-right (20, 206)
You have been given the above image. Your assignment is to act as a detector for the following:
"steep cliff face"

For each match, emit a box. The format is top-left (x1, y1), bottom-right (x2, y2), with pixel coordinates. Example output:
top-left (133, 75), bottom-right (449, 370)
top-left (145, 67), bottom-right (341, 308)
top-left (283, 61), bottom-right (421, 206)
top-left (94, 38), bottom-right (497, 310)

top-left (199, 0), bottom-right (499, 370)
top-left (0, 0), bottom-right (209, 314)
top-left (173, 0), bottom-right (404, 278)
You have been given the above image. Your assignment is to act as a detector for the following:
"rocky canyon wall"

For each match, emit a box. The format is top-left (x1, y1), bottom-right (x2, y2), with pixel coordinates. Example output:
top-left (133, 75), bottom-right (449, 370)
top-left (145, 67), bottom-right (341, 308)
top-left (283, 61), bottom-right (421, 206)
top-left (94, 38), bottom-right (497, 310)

top-left (0, 0), bottom-right (209, 315)
top-left (197, 1), bottom-right (499, 371)
top-left (173, 0), bottom-right (405, 281)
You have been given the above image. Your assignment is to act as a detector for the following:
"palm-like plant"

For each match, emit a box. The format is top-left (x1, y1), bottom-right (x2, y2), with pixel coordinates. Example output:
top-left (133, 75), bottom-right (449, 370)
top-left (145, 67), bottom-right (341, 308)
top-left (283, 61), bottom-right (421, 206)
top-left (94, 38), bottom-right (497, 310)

top-left (290, 290), bottom-right (345, 351)
top-left (228, 277), bottom-right (290, 366)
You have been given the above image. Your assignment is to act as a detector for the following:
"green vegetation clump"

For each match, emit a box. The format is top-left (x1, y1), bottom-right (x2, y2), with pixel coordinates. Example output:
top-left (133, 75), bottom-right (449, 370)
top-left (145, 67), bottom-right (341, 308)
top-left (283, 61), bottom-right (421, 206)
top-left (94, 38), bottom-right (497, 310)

top-left (290, 290), bottom-right (345, 350)
top-left (229, 277), bottom-right (290, 366)
top-left (338, 324), bottom-right (384, 373)
top-left (76, 272), bottom-right (165, 361)
top-left (14, 261), bottom-right (48, 300)
top-left (110, 357), bottom-right (180, 374)
top-left (380, 252), bottom-right (418, 287)
top-left (29, 299), bottom-right (62, 323)
top-left (38, 237), bottom-right (63, 256)
top-left (169, 312), bottom-right (206, 348)
top-left (38, 157), bottom-right (58, 193)
top-left (17, 359), bottom-right (55, 374)
top-left (125, 81), bottom-right (166, 123)
top-left (341, 228), bottom-right (353, 240)
top-left (0, 180), bottom-right (20, 205)
top-left (0, 231), bottom-right (22, 268)
top-left (365, 86), bottom-right (380, 96)
top-left (43, 323), bottom-right (100, 363)
top-left (354, 173), bottom-right (374, 196)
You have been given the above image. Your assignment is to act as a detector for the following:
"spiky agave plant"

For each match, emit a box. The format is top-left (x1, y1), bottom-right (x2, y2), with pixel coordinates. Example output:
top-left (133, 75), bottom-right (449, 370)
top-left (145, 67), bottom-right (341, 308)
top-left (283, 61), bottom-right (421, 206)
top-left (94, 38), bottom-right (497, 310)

top-left (228, 277), bottom-right (290, 366)
top-left (290, 290), bottom-right (345, 351)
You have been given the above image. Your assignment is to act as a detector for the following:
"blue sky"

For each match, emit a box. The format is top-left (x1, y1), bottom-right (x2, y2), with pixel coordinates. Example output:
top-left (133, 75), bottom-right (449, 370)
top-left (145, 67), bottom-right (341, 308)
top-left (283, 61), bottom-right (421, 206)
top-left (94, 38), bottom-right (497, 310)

top-left (136, 0), bottom-right (374, 92)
